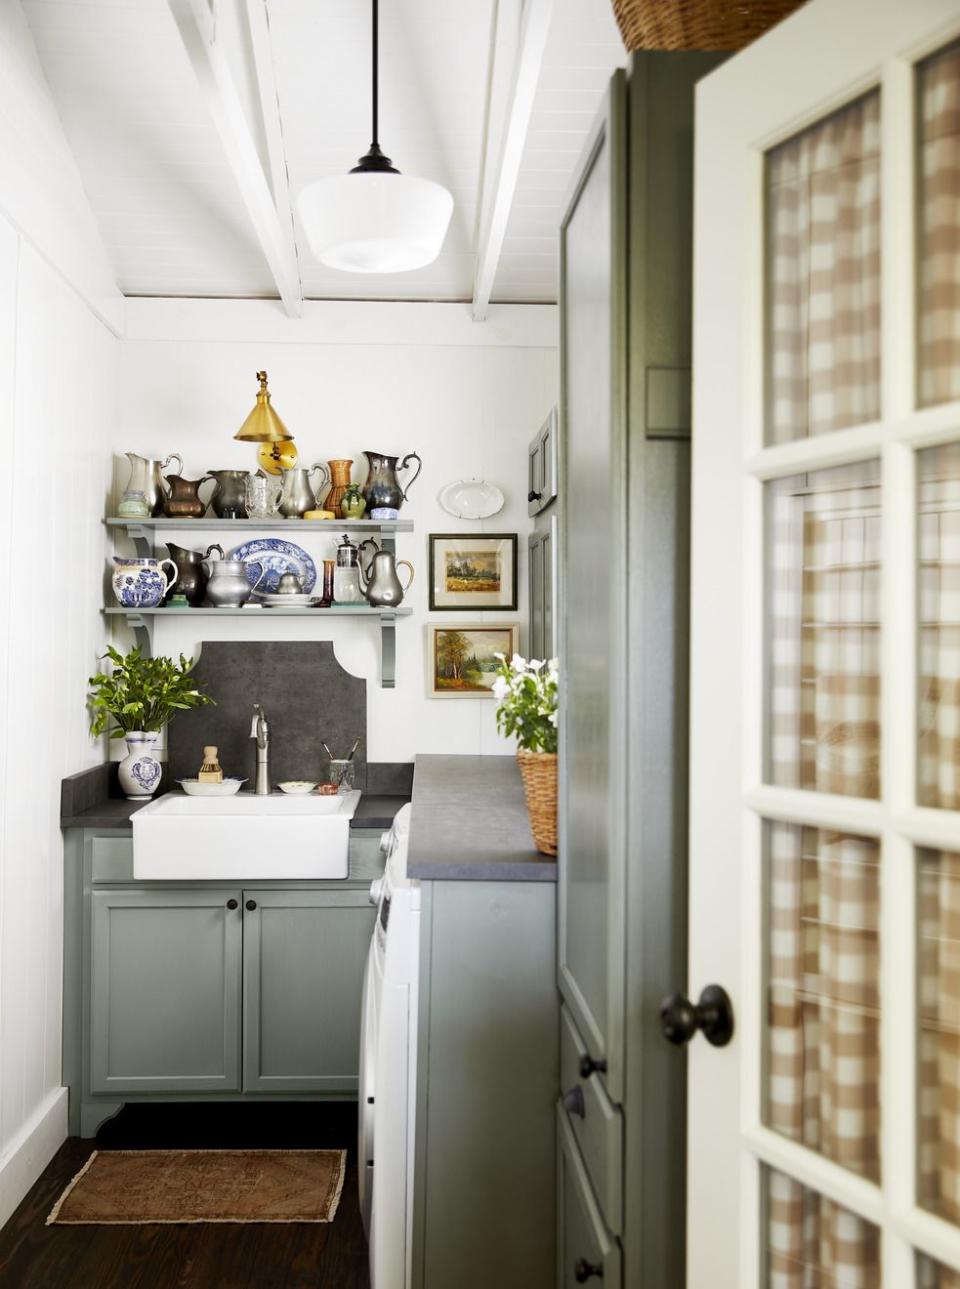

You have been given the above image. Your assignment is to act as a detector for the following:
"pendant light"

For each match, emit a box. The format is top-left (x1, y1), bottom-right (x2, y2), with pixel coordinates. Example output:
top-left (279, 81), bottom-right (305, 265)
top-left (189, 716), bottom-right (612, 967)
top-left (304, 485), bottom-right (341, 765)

top-left (234, 371), bottom-right (293, 443)
top-left (296, 0), bottom-right (454, 274)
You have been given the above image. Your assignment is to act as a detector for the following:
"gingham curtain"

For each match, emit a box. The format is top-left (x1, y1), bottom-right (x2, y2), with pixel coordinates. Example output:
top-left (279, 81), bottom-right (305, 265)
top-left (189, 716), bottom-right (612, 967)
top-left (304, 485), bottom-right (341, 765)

top-left (765, 90), bottom-right (881, 445)
top-left (919, 41), bottom-right (960, 408)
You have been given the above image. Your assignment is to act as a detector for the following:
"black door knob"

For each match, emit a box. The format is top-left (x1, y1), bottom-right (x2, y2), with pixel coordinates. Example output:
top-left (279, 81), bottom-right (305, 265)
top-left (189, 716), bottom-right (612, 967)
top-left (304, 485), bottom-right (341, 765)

top-left (226, 899), bottom-right (238, 910)
top-left (562, 1085), bottom-right (585, 1119)
top-left (245, 899), bottom-right (257, 912)
top-left (528, 489), bottom-right (542, 503)
top-left (659, 984), bottom-right (734, 1048)
top-left (578, 1053), bottom-right (607, 1079)
top-left (574, 1258), bottom-right (603, 1282)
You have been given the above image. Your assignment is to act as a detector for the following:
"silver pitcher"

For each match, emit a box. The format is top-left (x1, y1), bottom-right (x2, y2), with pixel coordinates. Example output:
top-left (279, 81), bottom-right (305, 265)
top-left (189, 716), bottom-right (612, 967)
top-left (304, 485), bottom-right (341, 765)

top-left (359, 541), bottom-right (415, 608)
top-left (278, 463), bottom-right (330, 519)
top-left (203, 547), bottom-right (258, 608)
top-left (122, 451), bottom-right (183, 517)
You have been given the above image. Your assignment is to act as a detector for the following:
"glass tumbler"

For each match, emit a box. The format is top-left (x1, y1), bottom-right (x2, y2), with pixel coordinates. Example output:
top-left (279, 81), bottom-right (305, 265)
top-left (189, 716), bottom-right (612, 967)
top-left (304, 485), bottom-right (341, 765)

top-left (244, 471), bottom-right (281, 519)
top-left (327, 759), bottom-right (356, 793)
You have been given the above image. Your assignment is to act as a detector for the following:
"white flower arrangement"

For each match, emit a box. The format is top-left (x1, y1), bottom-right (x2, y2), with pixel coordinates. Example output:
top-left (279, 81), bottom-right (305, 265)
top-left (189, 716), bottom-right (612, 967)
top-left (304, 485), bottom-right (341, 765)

top-left (492, 653), bottom-right (559, 754)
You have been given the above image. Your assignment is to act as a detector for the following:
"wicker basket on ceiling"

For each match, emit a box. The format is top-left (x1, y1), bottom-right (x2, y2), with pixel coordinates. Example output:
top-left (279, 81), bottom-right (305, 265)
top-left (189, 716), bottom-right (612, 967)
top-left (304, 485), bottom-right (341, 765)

top-left (611, 0), bottom-right (807, 51)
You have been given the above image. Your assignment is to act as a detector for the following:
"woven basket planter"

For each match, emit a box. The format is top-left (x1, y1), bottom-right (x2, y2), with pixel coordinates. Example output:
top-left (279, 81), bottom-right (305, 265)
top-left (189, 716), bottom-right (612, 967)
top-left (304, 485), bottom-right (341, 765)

top-left (517, 748), bottom-right (558, 857)
top-left (611, 0), bottom-right (806, 51)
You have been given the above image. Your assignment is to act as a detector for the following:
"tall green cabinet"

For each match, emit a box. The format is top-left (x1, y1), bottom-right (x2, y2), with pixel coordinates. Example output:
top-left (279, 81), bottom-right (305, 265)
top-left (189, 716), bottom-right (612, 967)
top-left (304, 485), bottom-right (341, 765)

top-left (557, 52), bottom-right (723, 1288)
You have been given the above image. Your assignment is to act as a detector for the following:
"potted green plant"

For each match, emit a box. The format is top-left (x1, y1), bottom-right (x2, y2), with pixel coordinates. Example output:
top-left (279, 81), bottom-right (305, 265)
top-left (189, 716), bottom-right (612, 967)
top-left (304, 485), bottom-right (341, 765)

top-left (88, 646), bottom-right (214, 800)
top-left (493, 653), bottom-right (558, 855)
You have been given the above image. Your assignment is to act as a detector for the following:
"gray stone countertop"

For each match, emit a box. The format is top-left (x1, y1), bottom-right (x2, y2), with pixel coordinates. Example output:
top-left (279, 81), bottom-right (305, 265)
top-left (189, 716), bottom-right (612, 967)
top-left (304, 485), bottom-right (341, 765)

top-left (407, 754), bottom-right (556, 882)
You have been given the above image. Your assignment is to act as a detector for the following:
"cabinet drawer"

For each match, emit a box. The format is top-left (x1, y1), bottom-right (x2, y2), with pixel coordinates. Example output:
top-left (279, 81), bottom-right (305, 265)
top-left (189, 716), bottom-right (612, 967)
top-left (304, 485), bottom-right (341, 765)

top-left (560, 1004), bottom-right (623, 1235)
top-left (89, 835), bottom-right (134, 883)
top-left (557, 1107), bottom-right (621, 1289)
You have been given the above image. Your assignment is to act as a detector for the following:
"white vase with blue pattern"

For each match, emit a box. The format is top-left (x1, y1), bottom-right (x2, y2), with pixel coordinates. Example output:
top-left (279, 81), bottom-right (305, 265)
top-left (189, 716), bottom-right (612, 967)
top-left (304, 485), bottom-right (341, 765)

top-left (118, 731), bottom-right (162, 800)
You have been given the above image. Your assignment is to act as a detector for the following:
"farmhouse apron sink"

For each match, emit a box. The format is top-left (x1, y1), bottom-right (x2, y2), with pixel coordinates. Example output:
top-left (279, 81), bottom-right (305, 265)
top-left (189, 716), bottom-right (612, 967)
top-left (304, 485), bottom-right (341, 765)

top-left (131, 791), bottom-right (360, 880)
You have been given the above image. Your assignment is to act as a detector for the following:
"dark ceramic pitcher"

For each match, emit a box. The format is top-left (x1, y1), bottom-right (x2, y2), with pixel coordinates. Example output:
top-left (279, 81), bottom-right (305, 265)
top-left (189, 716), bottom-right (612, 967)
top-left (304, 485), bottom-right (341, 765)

top-left (361, 450), bottom-right (422, 512)
top-left (165, 543), bottom-right (223, 606)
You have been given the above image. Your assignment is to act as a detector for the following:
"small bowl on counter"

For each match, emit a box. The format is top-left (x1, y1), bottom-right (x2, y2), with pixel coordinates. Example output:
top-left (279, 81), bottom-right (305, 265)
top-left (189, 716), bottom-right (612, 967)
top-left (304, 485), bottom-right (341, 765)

top-left (177, 778), bottom-right (247, 797)
top-left (277, 780), bottom-right (318, 795)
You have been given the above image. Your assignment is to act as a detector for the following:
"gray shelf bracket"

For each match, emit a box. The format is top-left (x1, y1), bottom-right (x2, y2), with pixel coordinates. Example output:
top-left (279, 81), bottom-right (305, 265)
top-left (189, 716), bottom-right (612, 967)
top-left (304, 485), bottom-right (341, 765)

top-left (123, 524), bottom-right (154, 559)
top-left (380, 612), bottom-right (397, 689)
top-left (125, 614), bottom-right (153, 657)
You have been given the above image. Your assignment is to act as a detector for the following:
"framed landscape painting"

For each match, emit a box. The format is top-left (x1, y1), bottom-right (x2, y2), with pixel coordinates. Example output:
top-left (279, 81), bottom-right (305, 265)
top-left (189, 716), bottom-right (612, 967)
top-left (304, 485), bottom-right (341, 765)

top-left (428, 623), bottom-right (520, 698)
top-left (428, 534), bottom-right (518, 611)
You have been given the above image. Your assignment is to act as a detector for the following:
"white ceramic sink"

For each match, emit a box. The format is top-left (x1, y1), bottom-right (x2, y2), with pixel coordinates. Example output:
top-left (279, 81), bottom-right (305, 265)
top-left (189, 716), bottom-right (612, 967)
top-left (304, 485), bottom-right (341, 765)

top-left (132, 790), bottom-right (361, 880)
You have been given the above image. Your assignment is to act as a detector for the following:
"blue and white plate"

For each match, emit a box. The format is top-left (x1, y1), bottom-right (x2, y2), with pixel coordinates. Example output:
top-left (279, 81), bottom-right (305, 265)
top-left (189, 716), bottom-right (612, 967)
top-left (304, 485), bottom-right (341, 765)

top-left (227, 537), bottom-right (317, 598)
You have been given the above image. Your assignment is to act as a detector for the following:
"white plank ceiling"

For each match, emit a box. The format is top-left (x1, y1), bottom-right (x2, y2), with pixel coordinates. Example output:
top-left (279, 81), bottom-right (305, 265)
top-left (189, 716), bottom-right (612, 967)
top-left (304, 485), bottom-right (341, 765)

top-left (22, 0), bottom-right (624, 306)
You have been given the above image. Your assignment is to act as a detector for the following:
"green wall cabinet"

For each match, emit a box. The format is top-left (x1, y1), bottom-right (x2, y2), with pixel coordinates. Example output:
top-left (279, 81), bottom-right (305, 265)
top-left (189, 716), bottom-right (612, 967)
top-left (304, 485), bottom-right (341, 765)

top-left (243, 890), bottom-right (375, 1093)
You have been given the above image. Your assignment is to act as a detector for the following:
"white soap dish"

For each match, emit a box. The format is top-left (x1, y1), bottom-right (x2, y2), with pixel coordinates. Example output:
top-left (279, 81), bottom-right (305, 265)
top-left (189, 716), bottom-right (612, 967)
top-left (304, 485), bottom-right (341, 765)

top-left (177, 778), bottom-right (247, 797)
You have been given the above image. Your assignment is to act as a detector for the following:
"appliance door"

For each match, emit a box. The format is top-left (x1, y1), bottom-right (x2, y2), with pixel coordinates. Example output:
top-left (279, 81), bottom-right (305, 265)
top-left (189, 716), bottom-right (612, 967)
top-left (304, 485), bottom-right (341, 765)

top-left (358, 932), bottom-right (382, 1238)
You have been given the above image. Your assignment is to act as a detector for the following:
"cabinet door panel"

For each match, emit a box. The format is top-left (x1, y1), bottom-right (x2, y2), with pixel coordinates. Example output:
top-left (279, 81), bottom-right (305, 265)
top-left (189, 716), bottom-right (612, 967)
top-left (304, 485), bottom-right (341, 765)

top-left (558, 71), bottom-right (628, 1102)
top-left (90, 889), bottom-right (242, 1093)
top-left (557, 1109), bottom-right (622, 1289)
top-left (529, 532), bottom-right (545, 660)
top-left (243, 889), bottom-right (375, 1093)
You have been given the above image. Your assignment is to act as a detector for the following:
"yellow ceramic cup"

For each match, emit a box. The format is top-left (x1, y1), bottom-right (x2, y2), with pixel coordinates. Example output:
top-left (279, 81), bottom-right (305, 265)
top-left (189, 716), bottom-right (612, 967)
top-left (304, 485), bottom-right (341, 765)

top-left (302, 509), bottom-right (336, 520)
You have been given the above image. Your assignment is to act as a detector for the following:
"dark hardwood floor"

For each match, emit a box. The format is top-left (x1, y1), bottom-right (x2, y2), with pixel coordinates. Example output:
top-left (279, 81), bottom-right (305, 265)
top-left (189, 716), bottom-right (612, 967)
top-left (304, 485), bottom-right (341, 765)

top-left (0, 1103), bottom-right (370, 1289)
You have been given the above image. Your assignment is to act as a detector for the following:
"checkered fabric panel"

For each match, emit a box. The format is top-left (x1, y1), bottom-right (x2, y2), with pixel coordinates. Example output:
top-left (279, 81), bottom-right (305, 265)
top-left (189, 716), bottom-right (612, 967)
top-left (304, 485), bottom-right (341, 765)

top-left (766, 1166), bottom-right (882, 1287)
top-left (919, 41), bottom-right (960, 408)
top-left (919, 444), bottom-right (960, 809)
top-left (767, 824), bottom-right (881, 1182)
top-left (918, 1253), bottom-right (960, 1289)
top-left (768, 465), bottom-right (881, 798)
top-left (766, 91), bottom-right (881, 444)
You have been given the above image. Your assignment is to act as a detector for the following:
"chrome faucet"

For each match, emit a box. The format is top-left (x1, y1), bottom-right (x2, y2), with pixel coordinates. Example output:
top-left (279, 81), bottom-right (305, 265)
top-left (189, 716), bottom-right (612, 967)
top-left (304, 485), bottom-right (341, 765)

top-left (250, 703), bottom-right (270, 795)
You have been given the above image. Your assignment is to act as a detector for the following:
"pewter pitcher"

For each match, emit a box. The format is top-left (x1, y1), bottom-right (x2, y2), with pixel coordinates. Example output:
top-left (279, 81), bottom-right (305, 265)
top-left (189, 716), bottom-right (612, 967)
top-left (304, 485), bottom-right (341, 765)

top-left (123, 451), bottom-right (183, 517)
top-left (208, 469), bottom-right (250, 518)
top-left (361, 450), bottom-right (422, 512)
top-left (278, 463), bottom-right (330, 519)
top-left (358, 541), bottom-right (415, 608)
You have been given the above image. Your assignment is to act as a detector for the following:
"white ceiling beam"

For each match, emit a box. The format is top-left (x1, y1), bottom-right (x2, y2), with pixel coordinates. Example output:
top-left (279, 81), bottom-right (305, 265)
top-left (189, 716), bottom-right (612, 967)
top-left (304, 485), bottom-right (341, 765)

top-left (471, 0), bottom-right (553, 323)
top-left (168, 0), bottom-right (303, 318)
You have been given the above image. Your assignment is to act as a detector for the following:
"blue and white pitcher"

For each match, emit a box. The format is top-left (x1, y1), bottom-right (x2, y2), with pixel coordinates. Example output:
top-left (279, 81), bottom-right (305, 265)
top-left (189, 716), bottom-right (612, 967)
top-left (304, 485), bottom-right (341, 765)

top-left (111, 556), bottom-right (177, 608)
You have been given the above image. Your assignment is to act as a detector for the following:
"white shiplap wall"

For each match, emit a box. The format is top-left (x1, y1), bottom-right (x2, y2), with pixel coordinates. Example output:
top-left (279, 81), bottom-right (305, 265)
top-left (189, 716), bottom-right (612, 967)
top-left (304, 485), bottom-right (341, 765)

top-left (0, 2), bottom-right (118, 1233)
top-left (117, 298), bottom-right (558, 764)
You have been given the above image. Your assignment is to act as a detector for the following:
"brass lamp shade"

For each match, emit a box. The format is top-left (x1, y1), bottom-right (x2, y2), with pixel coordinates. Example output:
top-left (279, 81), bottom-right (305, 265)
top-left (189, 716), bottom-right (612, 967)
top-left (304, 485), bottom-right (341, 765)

top-left (234, 371), bottom-right (292, 443)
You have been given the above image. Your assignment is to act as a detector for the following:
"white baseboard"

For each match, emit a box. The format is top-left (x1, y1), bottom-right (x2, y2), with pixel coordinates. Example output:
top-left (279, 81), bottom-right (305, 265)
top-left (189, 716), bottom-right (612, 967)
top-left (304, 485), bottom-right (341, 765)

top-left (0, 1087), bottom-right (68, 1231)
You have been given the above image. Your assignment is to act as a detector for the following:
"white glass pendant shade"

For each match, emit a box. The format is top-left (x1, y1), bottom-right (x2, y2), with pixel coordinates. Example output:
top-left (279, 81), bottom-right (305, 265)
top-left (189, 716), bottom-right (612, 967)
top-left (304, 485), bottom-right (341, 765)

top-left (297, 171), bottom-right (453, 274)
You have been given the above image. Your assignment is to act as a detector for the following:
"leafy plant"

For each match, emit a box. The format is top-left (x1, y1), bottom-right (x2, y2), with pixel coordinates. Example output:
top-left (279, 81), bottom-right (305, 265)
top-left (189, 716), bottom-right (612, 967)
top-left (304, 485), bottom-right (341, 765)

top-left (88, 646), bottom-right (214, 739)
top-left (492, 653), bottom-right (558, 754)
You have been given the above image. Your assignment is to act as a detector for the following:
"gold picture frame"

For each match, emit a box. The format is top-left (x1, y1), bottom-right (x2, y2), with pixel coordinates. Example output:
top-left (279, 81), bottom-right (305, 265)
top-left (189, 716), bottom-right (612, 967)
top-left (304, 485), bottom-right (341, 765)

top-left (427, 623), bottom-right (520, 699)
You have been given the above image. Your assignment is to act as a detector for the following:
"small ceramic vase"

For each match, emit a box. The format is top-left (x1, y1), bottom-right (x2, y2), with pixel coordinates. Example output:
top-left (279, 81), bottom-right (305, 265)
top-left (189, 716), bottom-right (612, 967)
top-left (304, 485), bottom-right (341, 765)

top-left (340, 484), bottom-right (367, 519)
top-left (118, 731), bottom-right (162, 800)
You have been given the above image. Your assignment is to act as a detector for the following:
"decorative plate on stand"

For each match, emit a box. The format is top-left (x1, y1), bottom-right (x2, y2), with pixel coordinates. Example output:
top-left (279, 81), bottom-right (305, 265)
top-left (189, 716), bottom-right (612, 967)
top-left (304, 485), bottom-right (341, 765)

top-left (227, 537), bottom-right (317, 597)
top-left (438, 479), bottom-right (505, 520)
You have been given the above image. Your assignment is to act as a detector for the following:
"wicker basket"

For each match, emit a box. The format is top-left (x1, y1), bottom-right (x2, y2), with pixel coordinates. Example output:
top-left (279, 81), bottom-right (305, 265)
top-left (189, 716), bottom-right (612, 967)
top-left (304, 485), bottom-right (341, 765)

top-left (611, 0), bottom-right (806, 51)
top-left (517, 748), bottom-right (558, 857)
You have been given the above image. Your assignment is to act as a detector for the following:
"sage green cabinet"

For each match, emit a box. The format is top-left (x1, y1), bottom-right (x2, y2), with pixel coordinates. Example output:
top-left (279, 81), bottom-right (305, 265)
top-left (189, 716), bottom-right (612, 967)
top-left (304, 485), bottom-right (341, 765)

top-left (243, 889), bottom-right (375, 1093)
top-left (90, 887), bottom-right (243, 1095)
top-left (557, 1109), bottom-right (621, 1289)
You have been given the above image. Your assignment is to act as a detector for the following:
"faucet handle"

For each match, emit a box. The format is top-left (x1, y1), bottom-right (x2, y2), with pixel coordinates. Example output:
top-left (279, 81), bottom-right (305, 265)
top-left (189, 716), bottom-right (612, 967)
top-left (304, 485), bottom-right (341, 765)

top-left (250, 703), bottom-right (266, 739)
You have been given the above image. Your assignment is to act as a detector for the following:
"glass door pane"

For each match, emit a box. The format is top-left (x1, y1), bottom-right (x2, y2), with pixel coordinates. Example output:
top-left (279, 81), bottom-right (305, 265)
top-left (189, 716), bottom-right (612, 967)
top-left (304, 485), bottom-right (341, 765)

top-left (765, 91), bottom-right (881, 445)
top-left (918, 1253), bottom-right (960, 1287)
top-left (765, 822), bottom-right (881, 1179)
top-left (918, 42), bottom-right (960, 408)
top-left (919, 443), bottom-right (960, 809)
top-left (766, 461), bottom-right (882, 796)
top-left (765, 1166), bottom-right (882, 1285)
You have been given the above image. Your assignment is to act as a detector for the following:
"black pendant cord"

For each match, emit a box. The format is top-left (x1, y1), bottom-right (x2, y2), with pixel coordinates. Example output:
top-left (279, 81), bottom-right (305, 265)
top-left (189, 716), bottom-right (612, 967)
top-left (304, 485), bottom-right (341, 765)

top-left (350, 0), bottom-right (399, 174)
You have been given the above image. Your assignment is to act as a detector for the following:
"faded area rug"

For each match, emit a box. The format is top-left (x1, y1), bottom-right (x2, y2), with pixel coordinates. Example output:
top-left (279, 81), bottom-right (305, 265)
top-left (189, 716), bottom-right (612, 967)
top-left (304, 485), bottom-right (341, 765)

top-left (46, 1149), bottom-right (347, 1225)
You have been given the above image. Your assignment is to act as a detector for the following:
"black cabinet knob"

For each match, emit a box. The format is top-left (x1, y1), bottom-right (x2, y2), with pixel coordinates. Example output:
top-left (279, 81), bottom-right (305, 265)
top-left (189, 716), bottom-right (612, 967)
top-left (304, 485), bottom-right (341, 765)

top-left (562, 1085), bottom-right (585, 1119)
top-left (226, 899), bottom-right (238, 910)
top-left (659, 984), bottom-right (734, 1048)
top-left (578, 1053), bottom-right (607, 1080)
top-left (528, 490), bottom-right (542, 503)
top-left (574, 1258), bottom-right (603, 1283)
top-left (245, 899), bottom-right (257, 912)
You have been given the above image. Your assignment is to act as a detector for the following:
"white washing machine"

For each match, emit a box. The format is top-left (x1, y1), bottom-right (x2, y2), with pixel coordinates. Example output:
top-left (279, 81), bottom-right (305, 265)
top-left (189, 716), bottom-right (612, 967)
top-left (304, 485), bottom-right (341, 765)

top-left (358, 802), bottom-right (420, 1289)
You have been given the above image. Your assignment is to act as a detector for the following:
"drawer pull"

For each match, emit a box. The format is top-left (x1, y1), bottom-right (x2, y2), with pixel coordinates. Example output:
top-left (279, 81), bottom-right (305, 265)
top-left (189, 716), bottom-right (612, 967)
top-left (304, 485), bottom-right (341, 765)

top-left (659, 984), bottom-right (734, 1048)
top-left (579, 1053), bottom-right (607, 1079)
top-left (528, 489), bottom-right (542, 503)
top-left (245, 899), bottom-right (258, 912)
top-left (562, 1085), bottom-right (585, 1119)
top-left (226, 899), bottom-right (238, 910)
top-left (574, 1258), bottom-right (603, 1282)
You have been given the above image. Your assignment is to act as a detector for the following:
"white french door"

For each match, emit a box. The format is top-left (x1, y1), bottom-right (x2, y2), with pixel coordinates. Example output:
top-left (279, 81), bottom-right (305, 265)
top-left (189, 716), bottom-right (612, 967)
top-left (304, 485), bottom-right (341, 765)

top-left (689, 1), bottom-right (960, 1285)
